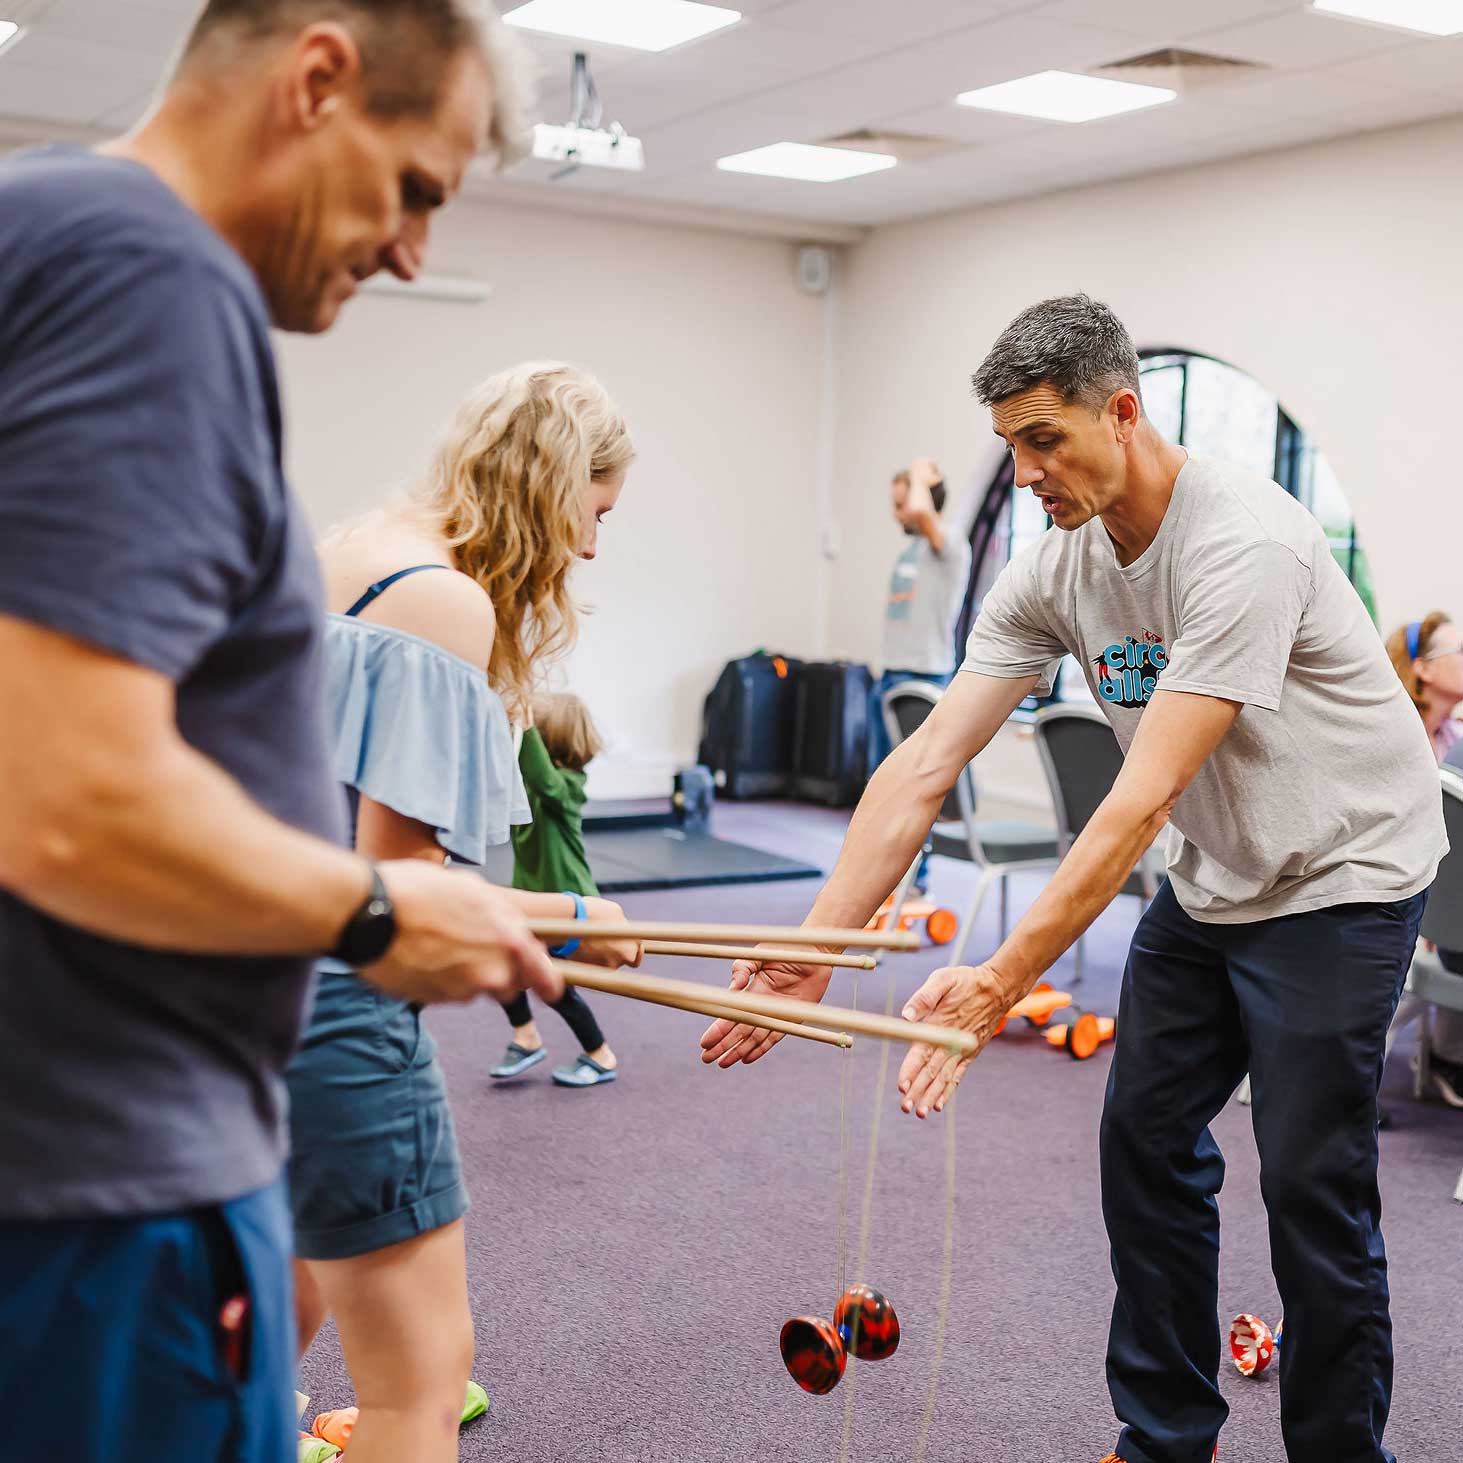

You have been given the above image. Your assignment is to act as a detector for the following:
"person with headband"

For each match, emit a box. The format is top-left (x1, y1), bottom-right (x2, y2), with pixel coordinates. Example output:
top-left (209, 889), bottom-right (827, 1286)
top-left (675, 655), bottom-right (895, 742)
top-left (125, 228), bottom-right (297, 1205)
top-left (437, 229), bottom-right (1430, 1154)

top-left (1386, 611), bottom-right (1463, 1105)
top-left (1386, 613), bottom-right (1463, 763)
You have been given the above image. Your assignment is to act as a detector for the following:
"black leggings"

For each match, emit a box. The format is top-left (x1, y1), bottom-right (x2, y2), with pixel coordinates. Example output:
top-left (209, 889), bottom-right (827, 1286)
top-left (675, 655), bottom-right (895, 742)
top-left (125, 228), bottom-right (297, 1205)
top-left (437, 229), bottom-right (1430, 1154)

top-left (501, 988), bottom-right (605, 1053)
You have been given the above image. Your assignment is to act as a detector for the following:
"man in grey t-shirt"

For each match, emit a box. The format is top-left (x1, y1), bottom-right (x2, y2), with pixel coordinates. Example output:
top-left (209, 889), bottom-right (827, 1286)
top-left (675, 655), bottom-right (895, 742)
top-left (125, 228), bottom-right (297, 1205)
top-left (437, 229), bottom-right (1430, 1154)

top-left (704, 296), bottom-right (1441, 1463)
top-left (868, 461), bottom-right (972, 768)
top-left (884, 461), bottom-right (971, 678)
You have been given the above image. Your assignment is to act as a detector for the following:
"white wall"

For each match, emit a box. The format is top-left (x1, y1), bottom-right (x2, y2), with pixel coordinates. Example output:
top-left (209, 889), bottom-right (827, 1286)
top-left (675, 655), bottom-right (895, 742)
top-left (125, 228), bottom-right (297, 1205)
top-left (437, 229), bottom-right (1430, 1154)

top-left (274, 195), bottom-right (828, 797)
top-left (829, 115), bottom-right (1463, 671)
top-left (274, 116), bottom-right (1463, 805)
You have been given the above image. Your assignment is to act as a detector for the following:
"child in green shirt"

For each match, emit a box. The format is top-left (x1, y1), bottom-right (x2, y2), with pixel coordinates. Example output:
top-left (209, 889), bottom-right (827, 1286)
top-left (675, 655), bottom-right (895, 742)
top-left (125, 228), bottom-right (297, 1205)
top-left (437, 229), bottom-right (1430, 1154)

top-left (490, 693), bottom-right (619, 1088)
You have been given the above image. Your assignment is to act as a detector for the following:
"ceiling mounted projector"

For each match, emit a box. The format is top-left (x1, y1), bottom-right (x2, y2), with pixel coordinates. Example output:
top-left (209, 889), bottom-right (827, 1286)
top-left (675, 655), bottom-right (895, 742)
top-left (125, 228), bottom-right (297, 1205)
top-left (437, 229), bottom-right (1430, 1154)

top-left (528, 52), bottom-right (645, 181)
top-left (532, 121), bottom-right (645, 173)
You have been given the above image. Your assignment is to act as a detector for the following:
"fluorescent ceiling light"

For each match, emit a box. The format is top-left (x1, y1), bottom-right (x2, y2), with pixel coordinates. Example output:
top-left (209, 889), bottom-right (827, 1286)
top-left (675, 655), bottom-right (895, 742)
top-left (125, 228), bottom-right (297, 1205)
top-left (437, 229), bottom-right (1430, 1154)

top-left (0, 21), bottom-right (23, 55)
top-left (957, 70), bottom-right (1175, 124)
top-left (1311, 0), bottom-right (1463, 36)
top-left (503, 0), bottom-right (739, 52)
top-left (717, 142), bottom-right (897, 182)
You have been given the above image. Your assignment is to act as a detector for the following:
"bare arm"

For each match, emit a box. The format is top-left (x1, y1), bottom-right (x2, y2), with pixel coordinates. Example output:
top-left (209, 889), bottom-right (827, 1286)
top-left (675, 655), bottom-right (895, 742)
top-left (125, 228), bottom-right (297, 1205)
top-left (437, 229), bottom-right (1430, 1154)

top-left (907, 456), bottom-right (947, 553)
top-left (0, 615), bottom-right (562, 1006)
top-left (897, 688), bottom-right (1241, 1115)
top-left (0, 615), bottom-right (368, 952)
top-left (699, 671), bottom-right (1038, 1066)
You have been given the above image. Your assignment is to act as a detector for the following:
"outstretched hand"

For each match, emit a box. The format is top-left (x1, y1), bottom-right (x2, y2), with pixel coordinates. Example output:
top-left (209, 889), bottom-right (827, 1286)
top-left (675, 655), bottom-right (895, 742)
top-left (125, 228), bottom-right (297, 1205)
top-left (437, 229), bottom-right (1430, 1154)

top-left (698, 957), bottom-right (835, 1067)
top-left (897, 962), bottom-right (1015, 1118)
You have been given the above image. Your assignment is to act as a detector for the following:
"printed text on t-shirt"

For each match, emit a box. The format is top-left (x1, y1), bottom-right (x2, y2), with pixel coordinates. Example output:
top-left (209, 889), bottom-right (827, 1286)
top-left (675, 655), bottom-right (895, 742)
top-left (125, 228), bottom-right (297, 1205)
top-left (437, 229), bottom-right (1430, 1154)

top-left (1094, 632), bottom-right (1167, 708)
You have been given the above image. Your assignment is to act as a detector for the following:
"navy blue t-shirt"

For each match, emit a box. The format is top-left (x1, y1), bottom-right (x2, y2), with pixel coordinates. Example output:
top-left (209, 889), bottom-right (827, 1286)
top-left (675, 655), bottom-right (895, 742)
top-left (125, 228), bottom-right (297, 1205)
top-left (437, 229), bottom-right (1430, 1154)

top-left (0, 148), bottom-right (348, 1218)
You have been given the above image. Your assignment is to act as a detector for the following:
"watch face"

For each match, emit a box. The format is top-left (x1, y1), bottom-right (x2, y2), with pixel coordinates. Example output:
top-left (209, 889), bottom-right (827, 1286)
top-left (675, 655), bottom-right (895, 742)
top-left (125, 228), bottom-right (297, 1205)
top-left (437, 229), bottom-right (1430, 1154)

top-left (337, 878), bottom-right (397, 967)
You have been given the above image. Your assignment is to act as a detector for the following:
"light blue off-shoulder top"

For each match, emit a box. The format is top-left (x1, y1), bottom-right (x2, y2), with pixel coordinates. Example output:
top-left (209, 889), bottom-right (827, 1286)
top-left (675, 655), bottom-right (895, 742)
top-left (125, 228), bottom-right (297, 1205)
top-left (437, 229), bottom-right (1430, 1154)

top-left (322, 613), bottom-right (529, 865)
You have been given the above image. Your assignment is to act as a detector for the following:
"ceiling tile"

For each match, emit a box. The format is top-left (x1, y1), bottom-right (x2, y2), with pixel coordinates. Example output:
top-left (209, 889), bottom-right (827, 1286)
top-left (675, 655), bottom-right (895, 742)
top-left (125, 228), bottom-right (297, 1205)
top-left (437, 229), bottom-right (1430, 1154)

top-left (92, 85), bottom-right (156, 129)
top-left (553, 23), bottom-right (890, 133)
top-left (1326, 35), bottom-right (1463, 92)
top-left (1034, 0), bottom-right (1295, 46)
top-left (6, 0), bottom-right (60, 24)
top-left (1185, 8), bottom-right (1425, 69)
top-left (873, 103), bottom-right (1049, 146)
top-left (2, 25), bottom-right (165, 83)
top-left (0, 58), bottom-right (151, 123)
top-left (764, 0), bottom-right (1028, 43)
top-left (1203, 66), bottom-right (1410, 119)
top-left (727, 14), bottom-right (1142, 138)
top-left (27, 0), bottom-right (192, 56)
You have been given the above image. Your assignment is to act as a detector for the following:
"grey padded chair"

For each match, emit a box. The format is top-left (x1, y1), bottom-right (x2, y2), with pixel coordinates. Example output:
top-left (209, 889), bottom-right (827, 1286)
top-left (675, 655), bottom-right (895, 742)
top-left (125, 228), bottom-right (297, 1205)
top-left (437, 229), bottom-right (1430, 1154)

top-left (1032, 704), bottom-right (1163, 982)
top-left (1385, 764), bottom-right (1463, 1202)
top-left (881, 680), bottom-right (1060, 967)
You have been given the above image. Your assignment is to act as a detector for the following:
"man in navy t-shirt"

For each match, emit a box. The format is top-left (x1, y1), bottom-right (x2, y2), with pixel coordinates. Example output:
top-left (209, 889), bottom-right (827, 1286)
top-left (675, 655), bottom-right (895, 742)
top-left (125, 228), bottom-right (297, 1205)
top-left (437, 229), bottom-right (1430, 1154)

top-left (0, 4), bottom-right (563, 1458)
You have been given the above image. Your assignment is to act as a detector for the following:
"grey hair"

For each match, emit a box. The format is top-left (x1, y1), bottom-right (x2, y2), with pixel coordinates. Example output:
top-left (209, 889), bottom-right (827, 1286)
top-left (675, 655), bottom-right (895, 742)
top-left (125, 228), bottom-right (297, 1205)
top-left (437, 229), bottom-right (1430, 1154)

top-left (180, 0), bottom-right (535, 164)
top-left (972, 293), bottom-right (1141, 411)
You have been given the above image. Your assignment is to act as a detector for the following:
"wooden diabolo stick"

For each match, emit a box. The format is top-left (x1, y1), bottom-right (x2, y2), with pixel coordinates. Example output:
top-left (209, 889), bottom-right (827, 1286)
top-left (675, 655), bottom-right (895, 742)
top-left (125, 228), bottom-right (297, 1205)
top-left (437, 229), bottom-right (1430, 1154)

top-left (553, 960), bottom-right (976, 1055)
top-left (639, 987), bottom-right (853, 1049)
top-left (530, 919), bottom-right (919, 952)
top-left (643, 941), bottom-right (877, 970)
top-left (546, 959), bottom-right (850, 1047)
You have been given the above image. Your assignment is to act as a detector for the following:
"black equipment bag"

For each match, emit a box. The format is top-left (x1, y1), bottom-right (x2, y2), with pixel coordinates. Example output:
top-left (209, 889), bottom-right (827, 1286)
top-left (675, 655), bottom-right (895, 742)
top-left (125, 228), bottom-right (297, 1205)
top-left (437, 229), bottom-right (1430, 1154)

top-left (697, 652), bottom-right (802, 800)
top-left (791, 661), bottom-right (872, 807)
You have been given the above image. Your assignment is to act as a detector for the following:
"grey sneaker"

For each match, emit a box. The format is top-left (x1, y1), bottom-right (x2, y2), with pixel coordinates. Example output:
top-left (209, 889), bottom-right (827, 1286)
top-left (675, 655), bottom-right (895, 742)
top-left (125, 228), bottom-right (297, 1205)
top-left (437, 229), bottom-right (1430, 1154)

top-left (552, 1053), bottom-right (618, 1088)
top-left (489, 1042), bottom-right (548, 1080)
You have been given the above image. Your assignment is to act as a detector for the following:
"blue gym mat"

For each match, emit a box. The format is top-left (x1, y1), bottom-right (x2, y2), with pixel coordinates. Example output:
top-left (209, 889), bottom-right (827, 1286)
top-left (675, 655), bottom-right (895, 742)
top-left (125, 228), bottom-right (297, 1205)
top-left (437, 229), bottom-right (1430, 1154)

top-left (478, 826), bottom-right (821, 893)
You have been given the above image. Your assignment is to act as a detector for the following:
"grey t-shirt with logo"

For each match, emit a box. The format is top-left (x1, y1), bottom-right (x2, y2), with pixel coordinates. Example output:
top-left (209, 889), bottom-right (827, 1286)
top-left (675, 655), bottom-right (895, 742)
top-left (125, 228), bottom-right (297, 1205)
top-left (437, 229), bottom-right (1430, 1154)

top-left (883, 533), bottom-right (971, 676)
top-left (963, 454), bottom-right (1444, 924)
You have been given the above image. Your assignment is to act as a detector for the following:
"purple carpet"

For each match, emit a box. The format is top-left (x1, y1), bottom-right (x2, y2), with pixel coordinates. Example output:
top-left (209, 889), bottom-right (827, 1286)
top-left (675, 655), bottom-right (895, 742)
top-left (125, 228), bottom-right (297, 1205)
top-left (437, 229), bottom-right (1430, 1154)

top-left (298, 802), bottom-right (1463, 1462)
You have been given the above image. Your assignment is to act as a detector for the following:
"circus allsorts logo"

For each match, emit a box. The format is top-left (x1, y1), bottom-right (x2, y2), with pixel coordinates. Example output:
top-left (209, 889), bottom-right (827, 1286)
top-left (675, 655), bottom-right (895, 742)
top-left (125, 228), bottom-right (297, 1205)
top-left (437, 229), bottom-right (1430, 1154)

top-left (1094, 632), bottom-right (1167, 708)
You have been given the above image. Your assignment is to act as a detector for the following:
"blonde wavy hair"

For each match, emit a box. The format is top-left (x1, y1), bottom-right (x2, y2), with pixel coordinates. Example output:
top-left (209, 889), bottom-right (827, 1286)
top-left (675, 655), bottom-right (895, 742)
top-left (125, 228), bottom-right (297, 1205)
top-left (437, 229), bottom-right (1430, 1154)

top-left (411, 362), bottom-right (634, 710)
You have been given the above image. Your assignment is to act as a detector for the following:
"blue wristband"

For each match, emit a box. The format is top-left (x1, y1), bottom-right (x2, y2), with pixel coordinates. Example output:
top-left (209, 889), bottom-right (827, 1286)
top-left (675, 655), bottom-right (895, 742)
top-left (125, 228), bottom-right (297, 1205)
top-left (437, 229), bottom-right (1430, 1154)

top-left (548, 891), bottom-right (587, 957)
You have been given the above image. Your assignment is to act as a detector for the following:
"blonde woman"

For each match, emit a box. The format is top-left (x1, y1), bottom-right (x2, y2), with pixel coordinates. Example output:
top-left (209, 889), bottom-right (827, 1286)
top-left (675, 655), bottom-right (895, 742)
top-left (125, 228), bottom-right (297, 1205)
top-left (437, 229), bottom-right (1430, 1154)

top-left (287, 363), bottom-right (639, 1462)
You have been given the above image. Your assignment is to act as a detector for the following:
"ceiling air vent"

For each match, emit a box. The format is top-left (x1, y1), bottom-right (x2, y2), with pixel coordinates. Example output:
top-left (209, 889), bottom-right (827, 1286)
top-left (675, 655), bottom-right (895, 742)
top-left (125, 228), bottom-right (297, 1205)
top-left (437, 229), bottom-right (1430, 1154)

top-left (819, 128), bottom-right (963, 163)
top-left (1096, 48), bottom-right (1266, 94)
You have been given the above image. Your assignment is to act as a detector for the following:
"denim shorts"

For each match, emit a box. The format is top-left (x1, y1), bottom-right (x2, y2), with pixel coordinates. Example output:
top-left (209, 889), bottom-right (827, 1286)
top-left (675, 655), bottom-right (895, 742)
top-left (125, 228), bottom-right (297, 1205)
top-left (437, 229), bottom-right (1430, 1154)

top-left (286, 965), bottom-right (468, 1261)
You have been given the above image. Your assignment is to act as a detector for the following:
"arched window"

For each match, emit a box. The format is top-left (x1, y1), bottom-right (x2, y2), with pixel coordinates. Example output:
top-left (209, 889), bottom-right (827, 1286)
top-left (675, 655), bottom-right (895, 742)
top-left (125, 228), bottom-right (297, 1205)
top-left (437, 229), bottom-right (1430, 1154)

top-left (956, 349), bottom-right (1376, 709)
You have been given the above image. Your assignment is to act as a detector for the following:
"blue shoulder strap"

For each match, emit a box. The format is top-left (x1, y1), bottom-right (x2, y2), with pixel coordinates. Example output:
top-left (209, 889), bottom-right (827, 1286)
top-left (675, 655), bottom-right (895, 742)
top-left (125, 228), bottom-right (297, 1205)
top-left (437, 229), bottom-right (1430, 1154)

top-left (344, 564), bottom-right (452, 618)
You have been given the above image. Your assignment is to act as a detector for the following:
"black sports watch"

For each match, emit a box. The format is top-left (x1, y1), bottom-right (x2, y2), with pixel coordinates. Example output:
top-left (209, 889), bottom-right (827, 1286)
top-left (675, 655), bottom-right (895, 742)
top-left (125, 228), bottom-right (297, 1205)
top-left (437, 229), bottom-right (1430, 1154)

top-left (329, 865), bottom-right (397, 967)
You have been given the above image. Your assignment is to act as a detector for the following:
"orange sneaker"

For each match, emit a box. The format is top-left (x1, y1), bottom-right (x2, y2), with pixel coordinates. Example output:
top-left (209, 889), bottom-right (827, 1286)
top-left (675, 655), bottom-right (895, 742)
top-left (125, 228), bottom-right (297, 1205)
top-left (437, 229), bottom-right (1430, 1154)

top-left (312, 1407), bottom-right (359, 1450)
top-left (1098, 1450), bottom-right (1217, 1462)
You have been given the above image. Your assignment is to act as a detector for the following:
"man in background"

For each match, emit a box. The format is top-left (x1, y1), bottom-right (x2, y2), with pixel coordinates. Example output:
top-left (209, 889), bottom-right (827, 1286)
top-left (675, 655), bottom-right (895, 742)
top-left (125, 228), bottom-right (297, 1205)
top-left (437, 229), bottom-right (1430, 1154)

top-left (869, 457), bottom-right (971, 888)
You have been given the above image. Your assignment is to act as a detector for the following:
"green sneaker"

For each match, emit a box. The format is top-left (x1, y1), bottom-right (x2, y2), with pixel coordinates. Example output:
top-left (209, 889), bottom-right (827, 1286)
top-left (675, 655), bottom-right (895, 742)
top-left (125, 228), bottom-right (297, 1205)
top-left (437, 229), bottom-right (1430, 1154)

top-left (299, 1438), bottom-right (341, 1463)
top-left (461, 1379), bottom-right (490, 1425)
